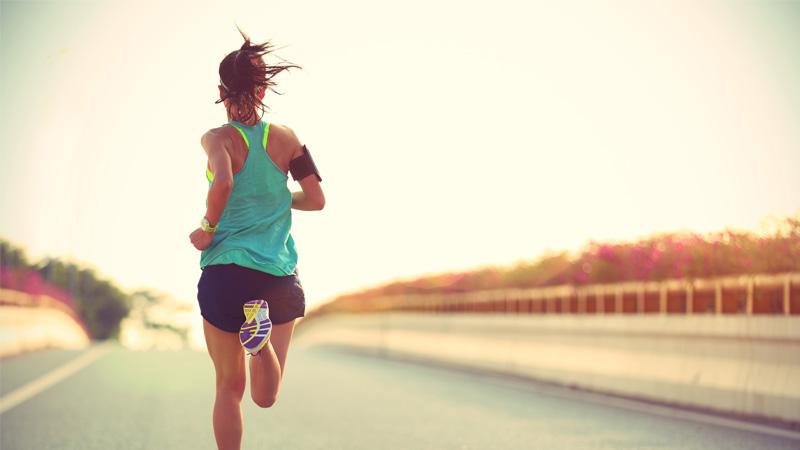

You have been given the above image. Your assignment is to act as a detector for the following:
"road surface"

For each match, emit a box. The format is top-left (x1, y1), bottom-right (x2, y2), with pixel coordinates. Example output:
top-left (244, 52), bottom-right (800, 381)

top-left (1, 340), bottom-right (798, 449)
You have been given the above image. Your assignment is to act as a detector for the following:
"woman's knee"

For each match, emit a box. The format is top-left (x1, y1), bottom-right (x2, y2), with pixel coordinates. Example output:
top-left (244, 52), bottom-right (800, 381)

top-left (216, 373), bottom-right (246, 399)
top-left (251, 391), bottom-right (278, 408)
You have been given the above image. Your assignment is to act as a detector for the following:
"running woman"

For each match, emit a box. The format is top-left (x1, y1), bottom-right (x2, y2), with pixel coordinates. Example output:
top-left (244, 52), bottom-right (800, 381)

top-left (189, 30), bottom-right (324, 450)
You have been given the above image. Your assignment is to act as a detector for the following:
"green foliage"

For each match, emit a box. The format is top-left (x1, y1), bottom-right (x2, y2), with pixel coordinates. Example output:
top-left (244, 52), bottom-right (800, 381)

top-left (1, 239), bottom-right (131, 340)
top-left (0, 240), bottom-right (30, 269)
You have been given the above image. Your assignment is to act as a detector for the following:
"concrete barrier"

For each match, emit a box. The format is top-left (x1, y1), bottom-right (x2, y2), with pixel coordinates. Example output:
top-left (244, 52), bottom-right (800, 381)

top-left (296, 313), bottom-right (800, 424)
top-left (0, 306), bottom-right (90, 357)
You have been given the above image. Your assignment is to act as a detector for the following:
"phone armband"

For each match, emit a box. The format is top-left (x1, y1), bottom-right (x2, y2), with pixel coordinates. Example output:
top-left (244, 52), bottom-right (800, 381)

top-left (289, 145), bottom-right (322, 182)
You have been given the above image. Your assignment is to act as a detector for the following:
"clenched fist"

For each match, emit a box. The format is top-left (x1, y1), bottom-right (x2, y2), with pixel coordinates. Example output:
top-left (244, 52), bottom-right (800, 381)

top-left (189, 228), bottom-right (214, 251)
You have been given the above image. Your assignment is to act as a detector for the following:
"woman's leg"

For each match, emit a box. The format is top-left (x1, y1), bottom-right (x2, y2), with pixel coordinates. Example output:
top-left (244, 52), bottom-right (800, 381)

top-left (203, 318), bottom-right (247, 450)
top-left (249, 319), bottom-right (296, 408)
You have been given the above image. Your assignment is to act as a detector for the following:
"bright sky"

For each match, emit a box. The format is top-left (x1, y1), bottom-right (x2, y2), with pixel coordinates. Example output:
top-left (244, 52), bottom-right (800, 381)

top-left (1, 0), bottom-right (798, 309)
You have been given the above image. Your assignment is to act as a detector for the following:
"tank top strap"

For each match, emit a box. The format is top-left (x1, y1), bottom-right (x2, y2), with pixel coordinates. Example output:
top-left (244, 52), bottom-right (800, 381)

top-left (206, 120), bottom-right (274, 183)
top-left (226, 120), bottom-right (265, 151)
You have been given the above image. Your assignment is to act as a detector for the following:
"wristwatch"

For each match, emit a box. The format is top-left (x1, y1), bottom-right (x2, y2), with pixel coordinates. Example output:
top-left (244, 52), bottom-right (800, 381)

top-left (200, 217), bottom-right (218, 233)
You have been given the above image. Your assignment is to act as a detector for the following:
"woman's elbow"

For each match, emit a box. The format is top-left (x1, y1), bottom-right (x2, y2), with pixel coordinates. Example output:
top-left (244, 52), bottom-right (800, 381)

top-left (312, 195), bottom-right (326, 211)
top-left (306, 191), bottom-right (325, 211)
top-left (213, 178), bottom-right (233, 193)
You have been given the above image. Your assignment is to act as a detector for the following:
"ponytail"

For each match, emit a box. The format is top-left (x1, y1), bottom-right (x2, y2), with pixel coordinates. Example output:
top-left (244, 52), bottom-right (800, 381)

top-left (216, 26), bottom-right (300, 123)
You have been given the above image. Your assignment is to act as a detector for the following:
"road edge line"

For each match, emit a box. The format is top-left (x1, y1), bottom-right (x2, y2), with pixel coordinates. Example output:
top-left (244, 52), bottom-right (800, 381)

top-left (0, 343), bottom-right (111, 414)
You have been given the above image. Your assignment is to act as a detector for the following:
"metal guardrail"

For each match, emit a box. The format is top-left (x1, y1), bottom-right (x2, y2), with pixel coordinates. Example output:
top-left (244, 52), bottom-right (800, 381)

top-left (334, 272), bottom-right (800, 316)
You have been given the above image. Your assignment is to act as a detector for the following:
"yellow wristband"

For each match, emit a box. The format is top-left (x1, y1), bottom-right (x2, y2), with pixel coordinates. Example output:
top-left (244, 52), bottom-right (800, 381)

top-left (200, 217), bottom-right (218, 233)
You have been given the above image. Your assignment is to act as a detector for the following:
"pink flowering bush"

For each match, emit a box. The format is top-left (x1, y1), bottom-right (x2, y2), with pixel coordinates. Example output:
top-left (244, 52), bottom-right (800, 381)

top-left (326, 215), bottom-right (800, 309)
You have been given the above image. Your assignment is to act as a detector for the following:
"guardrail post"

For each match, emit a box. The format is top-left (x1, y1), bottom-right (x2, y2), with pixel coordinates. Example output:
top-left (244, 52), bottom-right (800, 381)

top-left (637, 285), bottom-right (644, 314)
top-left (746, 278), bottom-right (754, 315)
top-left (578, 291), bottom-right (586, 314)
top-left (659, 284), bottom-right (667, 314)
top-left (686, 283), bottom-right (693, 315)
top-left (597, 288), bottom-right (605, 315)
top-left (615, 288), bottom-right (623, 314)
top-left (568, 288), bottom-right (576, 314)
top-left (715, 282), bottom-right (722, 315)
top-left (785, 276), bottom-right (792, 315)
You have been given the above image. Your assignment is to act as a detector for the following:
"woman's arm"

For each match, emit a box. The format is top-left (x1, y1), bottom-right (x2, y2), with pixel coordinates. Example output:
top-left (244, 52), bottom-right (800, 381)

top-left (281, 127), bottom-right (324, 211)
top-left (291, 168), bottom-right (325, 211)
top-left (201, 131), bottom-right (234, 224)
top-left (190, 130), bottom-right (234, 250)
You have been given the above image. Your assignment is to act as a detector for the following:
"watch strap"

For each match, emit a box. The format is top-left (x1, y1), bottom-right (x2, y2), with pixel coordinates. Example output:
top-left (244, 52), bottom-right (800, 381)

top-left (201, 217), bottom-right (218, 233)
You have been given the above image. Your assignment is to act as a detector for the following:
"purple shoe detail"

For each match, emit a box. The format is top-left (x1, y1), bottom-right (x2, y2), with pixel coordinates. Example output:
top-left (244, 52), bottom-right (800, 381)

top-left (240, 299), bottom-right (272, 355)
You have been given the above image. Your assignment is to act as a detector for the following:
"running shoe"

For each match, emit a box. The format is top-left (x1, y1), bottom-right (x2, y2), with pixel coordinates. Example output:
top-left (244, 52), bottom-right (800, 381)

top-left (239, 299), bottom-right (272, 356)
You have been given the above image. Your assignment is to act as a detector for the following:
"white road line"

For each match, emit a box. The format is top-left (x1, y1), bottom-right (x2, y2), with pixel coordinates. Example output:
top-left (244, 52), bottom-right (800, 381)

top-left (0, 344), bottom-right (111, 414)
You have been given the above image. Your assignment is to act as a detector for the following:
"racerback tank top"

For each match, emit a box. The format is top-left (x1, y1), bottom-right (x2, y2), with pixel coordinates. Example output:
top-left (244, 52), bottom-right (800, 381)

top-left (199, 120), bottom-right (298, 275)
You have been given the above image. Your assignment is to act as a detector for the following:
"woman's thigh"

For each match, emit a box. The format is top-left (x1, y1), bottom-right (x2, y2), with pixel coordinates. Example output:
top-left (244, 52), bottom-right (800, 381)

top-left (203, 318), bottom-right (246, 391)
top-left (270, 319), bottom-right (297, 374)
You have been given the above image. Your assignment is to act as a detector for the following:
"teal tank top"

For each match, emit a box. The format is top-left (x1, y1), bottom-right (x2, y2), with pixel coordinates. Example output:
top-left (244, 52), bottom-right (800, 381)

top-left (200, 120), bottom-right (298, 275)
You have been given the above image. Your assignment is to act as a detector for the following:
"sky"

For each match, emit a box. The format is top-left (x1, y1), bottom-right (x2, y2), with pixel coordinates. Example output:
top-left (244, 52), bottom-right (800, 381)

top-left (1, 0), bottom-right (799, 309)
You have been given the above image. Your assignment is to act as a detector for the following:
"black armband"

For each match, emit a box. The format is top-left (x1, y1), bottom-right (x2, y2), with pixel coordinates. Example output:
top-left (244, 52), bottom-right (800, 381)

top-left (289, 145), bottom-right (322, 182)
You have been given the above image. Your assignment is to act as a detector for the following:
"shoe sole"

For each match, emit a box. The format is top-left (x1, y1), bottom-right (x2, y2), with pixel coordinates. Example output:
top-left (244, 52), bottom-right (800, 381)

top-left (240, 299), bottom-right (272, 355)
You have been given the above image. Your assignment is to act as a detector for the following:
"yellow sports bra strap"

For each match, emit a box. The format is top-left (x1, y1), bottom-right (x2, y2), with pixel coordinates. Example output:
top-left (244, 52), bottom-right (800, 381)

top-left (206, 123), bottom-right (255, 182)
top-left (262, 122), bottom-right (270, 149)
top-left (229, 123), bottom-right (249, 147)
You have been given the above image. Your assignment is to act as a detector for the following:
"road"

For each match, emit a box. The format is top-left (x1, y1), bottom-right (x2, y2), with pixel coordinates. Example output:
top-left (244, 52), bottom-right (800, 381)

top-left (1, 340), bottom-right (798, 449)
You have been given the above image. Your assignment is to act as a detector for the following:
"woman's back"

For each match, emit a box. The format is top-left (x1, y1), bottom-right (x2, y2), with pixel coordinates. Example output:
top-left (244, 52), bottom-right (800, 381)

top-left (206, 121), bottom-right (301, 177)
top-left (200, 120), bottom-right (299, 276)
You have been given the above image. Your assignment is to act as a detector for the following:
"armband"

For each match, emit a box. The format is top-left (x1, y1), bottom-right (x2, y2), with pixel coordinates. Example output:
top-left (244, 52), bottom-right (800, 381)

top-left (289, 145), bottom-right (322, 182)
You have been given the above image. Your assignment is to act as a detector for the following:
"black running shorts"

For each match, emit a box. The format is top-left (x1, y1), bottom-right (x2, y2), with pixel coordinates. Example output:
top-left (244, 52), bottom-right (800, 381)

top-left (197, 263), bottom-right (306, 332)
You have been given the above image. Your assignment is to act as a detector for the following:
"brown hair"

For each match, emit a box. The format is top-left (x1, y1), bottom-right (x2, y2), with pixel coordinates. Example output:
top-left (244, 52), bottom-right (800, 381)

top-left (215, 27), bottom-right (300, 124)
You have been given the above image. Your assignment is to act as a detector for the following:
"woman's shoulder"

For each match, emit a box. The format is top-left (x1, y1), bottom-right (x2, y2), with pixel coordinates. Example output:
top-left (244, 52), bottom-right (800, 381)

top-left (201, 124), bottom-right (237, 145)
top-left (266, 122), bottom-right (303, 155)
top-left (267, 122), bottom-right (299, 142)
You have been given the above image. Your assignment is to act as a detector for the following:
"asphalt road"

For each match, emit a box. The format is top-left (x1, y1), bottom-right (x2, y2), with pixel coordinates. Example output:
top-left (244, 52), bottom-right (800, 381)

top-left (1, 341), bottom-right (798, 450)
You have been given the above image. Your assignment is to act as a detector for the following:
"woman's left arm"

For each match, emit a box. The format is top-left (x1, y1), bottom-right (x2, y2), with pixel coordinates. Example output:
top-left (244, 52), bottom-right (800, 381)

top-left (190, 130), bottom-right (234, 251)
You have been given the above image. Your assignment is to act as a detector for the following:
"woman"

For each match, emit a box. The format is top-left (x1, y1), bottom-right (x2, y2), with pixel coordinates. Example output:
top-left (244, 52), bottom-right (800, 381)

top-left (189, 30), bottom-right (324, 450)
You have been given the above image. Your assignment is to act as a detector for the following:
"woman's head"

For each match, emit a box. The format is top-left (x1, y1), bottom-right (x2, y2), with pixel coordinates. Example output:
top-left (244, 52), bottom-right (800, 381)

top-left (216, 28), bottom-right (300, 124)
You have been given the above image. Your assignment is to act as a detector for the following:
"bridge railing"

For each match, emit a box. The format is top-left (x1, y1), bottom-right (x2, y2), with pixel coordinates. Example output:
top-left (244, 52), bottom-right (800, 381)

top-left (0, 288), bottom-right (85, 323)
top-left (0, 288), bottom-right (90, 356)
top-left (320, 272), bottom-right (800, 316)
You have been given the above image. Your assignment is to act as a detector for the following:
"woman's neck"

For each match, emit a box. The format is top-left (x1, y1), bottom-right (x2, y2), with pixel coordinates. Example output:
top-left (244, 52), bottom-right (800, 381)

top-left (226, 109), bottom-right (259, 126)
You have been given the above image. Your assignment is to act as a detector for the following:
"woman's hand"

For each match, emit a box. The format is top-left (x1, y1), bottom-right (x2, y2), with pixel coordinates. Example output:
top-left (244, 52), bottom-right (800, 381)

top-left (190, 228), bottom-right (214, 251)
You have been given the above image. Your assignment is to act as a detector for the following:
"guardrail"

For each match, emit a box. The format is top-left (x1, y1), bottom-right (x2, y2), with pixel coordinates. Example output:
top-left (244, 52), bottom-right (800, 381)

top-left (317, 272), bottom-right (800, 316)
top-left (300, 272), bottom-right (800, 424)
top-left (296, 313), bottom-right (800, 425)
top-left (0, 289), bottom-right (90, 357)
top-left (0, 288), bottom-right (85, 324)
